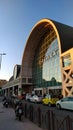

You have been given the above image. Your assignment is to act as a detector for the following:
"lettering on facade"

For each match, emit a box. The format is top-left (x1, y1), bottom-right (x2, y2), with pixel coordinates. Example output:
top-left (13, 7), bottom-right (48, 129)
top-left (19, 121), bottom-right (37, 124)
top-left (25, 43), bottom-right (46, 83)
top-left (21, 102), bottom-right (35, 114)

top-left (39, 48), bottom-right (59, 65)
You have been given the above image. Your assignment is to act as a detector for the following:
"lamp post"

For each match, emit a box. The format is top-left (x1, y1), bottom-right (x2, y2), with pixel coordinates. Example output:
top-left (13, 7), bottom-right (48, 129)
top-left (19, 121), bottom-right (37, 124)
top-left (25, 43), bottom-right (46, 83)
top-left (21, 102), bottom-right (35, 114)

top-left (0, 53), bottom-right (6, 69)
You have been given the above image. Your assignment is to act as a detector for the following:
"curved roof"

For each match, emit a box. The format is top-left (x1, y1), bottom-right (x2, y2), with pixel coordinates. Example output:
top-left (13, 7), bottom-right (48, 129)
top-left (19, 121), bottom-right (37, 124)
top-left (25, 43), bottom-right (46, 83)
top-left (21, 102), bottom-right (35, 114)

top-left (9, 64), bottom-right (21, 82)
top-left (51, 19), bottom-right (73, 52)
top-left (9, 76), bottom-right (14, 82)
top-left (21, 18), bottom-right (73, 78)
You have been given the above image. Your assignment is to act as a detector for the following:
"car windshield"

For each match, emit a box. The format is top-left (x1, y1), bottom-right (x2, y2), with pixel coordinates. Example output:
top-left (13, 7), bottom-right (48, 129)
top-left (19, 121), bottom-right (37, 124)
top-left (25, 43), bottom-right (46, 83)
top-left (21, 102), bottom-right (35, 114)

top-left (68, 97), bottom-right (73, 101)
top-left (45, 94), bottom-right (51, 98)
top-left (61, 97), bottom-right (73, 102)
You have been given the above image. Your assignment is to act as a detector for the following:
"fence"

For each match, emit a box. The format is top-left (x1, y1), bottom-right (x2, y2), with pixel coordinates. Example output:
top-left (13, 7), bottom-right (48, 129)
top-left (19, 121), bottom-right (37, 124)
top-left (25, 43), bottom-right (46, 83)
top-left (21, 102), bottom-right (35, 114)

top-left (23, 102), bottom-right (73, 130)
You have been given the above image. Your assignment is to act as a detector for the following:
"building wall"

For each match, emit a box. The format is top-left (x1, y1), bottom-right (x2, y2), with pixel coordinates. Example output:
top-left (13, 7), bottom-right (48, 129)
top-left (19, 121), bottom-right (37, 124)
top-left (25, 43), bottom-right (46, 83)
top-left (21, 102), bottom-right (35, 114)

top-left (61, 48), bottom-right (73, 97)
top-left (21, 18), bottom-right (73, 96)
top-left (21, 19), bottom-right (62, 95)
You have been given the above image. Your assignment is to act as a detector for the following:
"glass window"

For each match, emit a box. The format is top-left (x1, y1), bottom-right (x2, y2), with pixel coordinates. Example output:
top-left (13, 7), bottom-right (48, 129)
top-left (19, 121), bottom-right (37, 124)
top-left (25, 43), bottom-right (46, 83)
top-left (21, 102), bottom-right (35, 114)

top-left (32, 29), bottom-right (62, 89)
top-left (62, 54), bottom-right (71, 67)
top-left (28, 78), bottom-right (32, 83)
top-left (22, 78), bottom-right (26, 83)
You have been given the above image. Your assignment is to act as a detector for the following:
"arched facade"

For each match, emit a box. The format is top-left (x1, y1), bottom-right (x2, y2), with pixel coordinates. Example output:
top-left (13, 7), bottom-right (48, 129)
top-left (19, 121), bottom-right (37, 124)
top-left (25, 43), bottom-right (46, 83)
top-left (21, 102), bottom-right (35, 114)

top-left (21, 18), bottom-right (73, 96)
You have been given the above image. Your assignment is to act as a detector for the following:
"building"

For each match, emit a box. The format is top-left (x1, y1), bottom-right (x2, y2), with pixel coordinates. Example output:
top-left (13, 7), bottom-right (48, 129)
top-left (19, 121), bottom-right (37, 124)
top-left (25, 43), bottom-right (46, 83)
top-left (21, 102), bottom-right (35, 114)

top-left (0, 79), bottom-right (7, 95)
top-left (2, 64), bottom-right (21, 96)
top-left (2, 18), bottom-right (73, 97)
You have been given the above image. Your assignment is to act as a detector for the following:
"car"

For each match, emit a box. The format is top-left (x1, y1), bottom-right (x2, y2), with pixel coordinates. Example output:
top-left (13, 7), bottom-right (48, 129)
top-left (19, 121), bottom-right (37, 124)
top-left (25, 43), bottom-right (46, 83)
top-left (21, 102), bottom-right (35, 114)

top-left (42, 94), bottom-right (59, 107)
top-left (25, 93), bottom-right (31, 101)
top-left (30, 95), bottom-right (42, 103)
top-left (56, 96), bottom-right (73, 110)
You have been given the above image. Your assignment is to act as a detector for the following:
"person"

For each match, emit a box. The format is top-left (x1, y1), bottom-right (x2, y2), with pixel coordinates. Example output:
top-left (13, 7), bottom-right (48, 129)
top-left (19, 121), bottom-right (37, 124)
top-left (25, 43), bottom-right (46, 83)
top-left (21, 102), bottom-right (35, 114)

top-left (43, 93), bottom-right (46, 98)
top-left (15, 101), bottom-right (23, 117)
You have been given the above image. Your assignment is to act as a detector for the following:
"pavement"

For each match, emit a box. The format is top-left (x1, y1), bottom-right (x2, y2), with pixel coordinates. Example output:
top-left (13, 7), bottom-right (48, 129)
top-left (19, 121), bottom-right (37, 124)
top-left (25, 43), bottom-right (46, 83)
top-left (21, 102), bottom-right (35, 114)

top-left (21, 119), bottom-right (43, 130)
top-left (0, 100), bottom-right (42, 130)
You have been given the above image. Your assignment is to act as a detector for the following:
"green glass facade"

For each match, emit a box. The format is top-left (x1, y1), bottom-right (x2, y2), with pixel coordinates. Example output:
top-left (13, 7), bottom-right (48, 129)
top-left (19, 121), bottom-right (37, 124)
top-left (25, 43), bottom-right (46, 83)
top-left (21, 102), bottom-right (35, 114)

top-left (32, 29), bottom-right (62, 89)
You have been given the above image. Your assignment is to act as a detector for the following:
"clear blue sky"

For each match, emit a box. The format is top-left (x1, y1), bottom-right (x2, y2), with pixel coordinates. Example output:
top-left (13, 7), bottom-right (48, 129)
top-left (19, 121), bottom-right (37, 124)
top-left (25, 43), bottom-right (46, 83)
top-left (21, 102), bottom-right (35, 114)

top-left (0, 0), bottom-right (73, 81)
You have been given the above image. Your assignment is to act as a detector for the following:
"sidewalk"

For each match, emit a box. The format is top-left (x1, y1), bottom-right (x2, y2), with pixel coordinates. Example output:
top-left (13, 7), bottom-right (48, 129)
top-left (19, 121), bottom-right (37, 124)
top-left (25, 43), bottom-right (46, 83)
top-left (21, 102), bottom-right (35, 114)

top-left (0, 101), bottom-right (42, 130)
top-left (22, 118), bottom-right (42, 130)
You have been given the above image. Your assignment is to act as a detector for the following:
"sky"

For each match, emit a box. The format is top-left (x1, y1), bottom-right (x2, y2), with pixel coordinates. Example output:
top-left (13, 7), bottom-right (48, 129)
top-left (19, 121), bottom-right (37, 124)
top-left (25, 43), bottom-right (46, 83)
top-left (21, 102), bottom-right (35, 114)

top-left (0, 0), bottom-right (73, 81)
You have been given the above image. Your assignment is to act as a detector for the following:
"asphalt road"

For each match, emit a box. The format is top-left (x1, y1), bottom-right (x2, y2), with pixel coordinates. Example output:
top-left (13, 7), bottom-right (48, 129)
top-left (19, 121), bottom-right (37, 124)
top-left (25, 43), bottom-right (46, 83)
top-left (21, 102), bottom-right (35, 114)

top-left (0, 102), bottom-right (42, 130)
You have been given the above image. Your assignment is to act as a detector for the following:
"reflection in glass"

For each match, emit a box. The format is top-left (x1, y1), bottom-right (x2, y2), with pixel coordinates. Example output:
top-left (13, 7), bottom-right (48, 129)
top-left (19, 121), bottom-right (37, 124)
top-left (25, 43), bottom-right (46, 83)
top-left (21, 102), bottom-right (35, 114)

top-left (32, 30), bottom-right (62, 89)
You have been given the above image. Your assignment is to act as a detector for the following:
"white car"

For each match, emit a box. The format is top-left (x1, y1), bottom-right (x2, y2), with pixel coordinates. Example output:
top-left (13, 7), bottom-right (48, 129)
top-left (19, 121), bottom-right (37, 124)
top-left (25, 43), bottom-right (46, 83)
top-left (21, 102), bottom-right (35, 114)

top-left (25, 93), bottom-right (31, 101)
top-left (30, 95), bottom-right (42, 103)
top-left (56, 96), bottom-right (73, 110)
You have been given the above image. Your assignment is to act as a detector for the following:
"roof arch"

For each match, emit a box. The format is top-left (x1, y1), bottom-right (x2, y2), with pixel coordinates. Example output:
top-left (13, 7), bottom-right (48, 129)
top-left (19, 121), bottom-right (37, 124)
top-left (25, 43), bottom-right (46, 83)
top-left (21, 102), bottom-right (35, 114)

top-left (21, 18), bottom-right (73, 78)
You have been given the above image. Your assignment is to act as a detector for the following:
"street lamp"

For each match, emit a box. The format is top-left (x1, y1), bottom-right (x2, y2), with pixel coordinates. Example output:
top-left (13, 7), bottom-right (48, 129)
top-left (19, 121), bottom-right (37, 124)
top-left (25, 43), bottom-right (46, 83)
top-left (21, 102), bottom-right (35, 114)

top-left (0, 53), bottom-right (6, 69)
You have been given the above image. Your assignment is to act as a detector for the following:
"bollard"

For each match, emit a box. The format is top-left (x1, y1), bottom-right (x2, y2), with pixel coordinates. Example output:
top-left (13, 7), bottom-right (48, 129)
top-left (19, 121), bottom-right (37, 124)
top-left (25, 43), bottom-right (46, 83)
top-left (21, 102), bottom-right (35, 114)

top-left (38, 107), bottom-right (41, 127)
top-left (47, 110), bottom-right (51, 130)
top-left (24, 103), bottom-right (27, 118)
top-left (29, 105), bottom-right (33, 121)
top-left (66, 115), bottom-right (72, 130)
top-left (51, 110), bottom-right (55, 130)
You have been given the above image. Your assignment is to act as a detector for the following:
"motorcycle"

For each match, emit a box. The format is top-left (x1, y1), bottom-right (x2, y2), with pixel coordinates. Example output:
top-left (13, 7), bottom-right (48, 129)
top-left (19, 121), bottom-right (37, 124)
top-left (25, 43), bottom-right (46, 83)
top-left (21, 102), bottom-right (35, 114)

top-left (15, 102), bottom-right (23, 121)
top-left (3, 100), bottom-right (9, 108)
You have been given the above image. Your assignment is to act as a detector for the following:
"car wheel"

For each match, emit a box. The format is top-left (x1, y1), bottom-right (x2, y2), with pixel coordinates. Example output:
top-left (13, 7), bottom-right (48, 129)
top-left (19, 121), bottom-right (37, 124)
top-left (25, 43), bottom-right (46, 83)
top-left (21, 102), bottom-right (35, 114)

top-left (57, 103), bottom-right (61, 109)
top-left (48, 102), bottom-right (51, 107)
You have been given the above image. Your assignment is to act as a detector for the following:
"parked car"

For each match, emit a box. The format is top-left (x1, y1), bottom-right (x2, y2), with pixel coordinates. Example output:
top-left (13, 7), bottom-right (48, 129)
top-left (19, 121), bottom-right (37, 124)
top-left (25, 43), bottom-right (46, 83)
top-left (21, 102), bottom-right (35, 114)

top-left (56, 96), bottom-right (73, 110)
top-left (25, 93), bottom-right (31, 101)
top-left (30, 95), bottom-right (42, 103)
top-left (42, 94), bottom-right (59, 106)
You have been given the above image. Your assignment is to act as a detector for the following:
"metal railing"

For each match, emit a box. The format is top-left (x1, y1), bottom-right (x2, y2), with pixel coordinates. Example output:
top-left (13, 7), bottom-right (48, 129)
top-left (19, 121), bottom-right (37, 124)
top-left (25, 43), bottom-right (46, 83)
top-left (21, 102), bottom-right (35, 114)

top-left (23, 102), bottom-right (73, 130)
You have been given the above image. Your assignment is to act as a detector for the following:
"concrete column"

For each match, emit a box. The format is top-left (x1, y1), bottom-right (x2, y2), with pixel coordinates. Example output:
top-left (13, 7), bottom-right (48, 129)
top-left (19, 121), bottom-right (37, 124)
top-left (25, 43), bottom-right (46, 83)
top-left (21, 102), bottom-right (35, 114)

top-left (18, 77), bottom-right (22, 96)
top-left (5, 89), bottom-right (8, 96)
top-left (8, 88), bottom-right (9, 96)
top-left (12, 86), bottom-right (15, 96)
top-left (18, 85), bottom-right (22, 96)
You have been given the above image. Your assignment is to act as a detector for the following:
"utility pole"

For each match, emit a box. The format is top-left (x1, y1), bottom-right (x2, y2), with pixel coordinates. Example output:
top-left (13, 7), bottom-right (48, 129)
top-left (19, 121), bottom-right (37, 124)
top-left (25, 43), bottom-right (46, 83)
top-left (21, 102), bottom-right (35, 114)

top-left (0, 53), bottom-right (6, 69)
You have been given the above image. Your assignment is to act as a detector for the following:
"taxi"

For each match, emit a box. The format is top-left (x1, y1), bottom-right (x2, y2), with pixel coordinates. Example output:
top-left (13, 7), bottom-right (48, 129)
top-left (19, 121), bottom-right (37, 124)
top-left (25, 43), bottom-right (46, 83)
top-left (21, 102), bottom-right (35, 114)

top-left (42, 94), bottom-right (59, 107)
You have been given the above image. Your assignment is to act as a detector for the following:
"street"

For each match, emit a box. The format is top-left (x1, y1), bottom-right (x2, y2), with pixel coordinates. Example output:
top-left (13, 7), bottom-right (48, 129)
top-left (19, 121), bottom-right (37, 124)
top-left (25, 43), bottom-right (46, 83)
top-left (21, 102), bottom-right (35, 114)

top-left (0, 102), bottom-right (42, 130)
